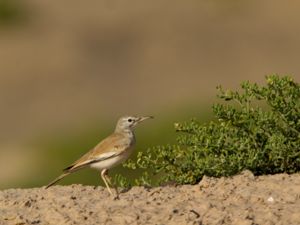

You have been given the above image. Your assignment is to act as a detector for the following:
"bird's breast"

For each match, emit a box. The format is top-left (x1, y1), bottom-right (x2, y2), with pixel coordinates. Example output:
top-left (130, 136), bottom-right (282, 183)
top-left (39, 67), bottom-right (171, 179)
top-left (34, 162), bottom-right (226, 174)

top-left (90, 145), bottom-right (135, 171)
top-left (90, 132), bottom-right (136, 171)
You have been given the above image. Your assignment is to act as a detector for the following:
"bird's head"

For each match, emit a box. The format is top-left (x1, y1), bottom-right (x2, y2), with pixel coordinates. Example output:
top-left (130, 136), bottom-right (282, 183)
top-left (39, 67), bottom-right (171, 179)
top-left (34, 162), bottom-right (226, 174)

top-left (115, 115), bottom-right (153, 132)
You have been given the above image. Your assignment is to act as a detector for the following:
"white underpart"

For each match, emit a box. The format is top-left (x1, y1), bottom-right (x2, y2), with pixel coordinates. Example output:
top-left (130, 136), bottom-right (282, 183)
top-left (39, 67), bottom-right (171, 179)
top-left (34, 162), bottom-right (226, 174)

top-left (89, 146), bottom-right (134, 171)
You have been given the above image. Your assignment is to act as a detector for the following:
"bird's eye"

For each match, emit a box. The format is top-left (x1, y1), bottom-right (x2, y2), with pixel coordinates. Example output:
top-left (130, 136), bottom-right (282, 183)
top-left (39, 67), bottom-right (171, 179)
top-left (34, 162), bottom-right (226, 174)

top-left (128, 118), bottom-right (133, 122)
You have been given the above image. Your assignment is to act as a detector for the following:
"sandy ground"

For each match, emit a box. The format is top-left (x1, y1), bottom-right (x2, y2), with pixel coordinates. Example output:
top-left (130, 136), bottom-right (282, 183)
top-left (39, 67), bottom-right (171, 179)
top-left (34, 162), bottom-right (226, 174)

top-left (1, 171), bottom-right (300, 225)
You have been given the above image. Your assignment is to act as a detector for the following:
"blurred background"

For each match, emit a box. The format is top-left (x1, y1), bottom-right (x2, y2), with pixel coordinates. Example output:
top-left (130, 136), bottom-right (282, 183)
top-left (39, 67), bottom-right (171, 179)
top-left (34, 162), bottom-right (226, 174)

top-left (0, 0), bottom-right (300, 189)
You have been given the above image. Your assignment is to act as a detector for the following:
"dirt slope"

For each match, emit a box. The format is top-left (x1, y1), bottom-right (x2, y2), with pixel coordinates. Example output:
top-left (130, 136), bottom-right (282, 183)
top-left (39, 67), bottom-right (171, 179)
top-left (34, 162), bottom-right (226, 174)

top-left (1, 171), bottom-right (300, 225)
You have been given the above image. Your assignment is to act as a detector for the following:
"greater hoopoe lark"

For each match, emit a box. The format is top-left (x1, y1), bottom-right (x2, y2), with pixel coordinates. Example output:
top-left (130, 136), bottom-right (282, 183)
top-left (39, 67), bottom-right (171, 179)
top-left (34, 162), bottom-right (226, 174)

top-left (45, 115), bottom-right (153, 198)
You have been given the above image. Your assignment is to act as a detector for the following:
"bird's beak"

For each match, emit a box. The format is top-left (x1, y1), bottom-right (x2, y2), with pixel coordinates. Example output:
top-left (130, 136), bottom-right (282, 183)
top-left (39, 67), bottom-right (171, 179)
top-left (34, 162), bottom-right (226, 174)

top-left (138, 116), bottom-right (154, 123)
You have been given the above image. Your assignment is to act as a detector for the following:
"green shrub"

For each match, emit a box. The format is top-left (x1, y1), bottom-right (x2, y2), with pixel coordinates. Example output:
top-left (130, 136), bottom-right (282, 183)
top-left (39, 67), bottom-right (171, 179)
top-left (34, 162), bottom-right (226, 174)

top-left (120, 75), bottom-right (300, 186)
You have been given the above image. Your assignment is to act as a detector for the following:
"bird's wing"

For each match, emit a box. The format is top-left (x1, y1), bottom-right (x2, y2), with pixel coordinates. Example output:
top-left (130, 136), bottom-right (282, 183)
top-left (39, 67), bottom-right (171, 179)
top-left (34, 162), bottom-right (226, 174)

top-left (63, 132), bottom-right (128, 172)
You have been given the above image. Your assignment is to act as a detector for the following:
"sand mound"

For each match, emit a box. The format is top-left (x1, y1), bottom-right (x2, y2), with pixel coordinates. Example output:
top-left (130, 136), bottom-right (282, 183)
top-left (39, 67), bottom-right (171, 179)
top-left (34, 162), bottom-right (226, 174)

top-left (1, 171), bottom-right (300, 225)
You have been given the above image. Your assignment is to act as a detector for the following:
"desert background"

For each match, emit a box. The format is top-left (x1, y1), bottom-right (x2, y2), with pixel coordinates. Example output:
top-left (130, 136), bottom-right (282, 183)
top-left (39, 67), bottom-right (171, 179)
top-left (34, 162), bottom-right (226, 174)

top-left (1, 0), bottom-right (300, 190)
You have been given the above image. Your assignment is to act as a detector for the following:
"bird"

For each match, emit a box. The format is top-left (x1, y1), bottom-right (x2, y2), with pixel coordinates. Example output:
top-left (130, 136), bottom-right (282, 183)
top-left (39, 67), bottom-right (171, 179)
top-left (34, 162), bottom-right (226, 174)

top-left (45, 115), bottom-right (153, 198)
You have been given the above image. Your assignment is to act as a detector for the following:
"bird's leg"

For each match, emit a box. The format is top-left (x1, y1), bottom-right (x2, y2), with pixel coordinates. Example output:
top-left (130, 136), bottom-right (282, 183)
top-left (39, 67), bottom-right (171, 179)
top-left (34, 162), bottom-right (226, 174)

top-left (101, 169), bottom-right (113, 196)
top-left (105, 172), bottom-right (119, 199)
top-left (100, 169), bottom-right (119, 199)
top-left (104, 170), bottom-right (120, 199)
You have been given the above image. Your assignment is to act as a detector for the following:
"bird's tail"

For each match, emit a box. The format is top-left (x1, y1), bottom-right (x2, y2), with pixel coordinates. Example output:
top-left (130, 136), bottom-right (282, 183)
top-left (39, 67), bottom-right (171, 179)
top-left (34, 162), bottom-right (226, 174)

top-left (45, 172), bottom-right (70, 189)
